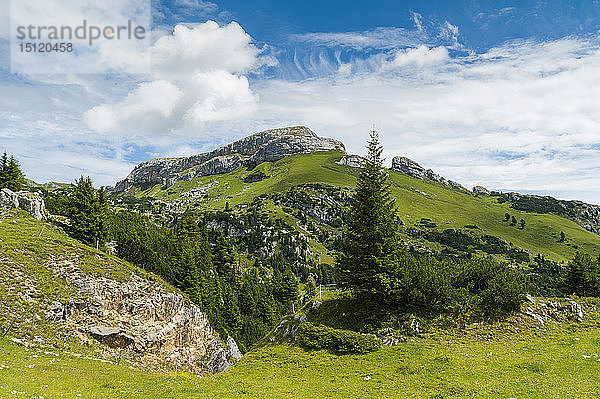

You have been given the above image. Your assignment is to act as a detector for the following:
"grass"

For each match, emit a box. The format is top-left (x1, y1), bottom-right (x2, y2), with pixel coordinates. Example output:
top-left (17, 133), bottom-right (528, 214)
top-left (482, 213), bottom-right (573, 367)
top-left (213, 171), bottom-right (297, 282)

top-left (128, 150), bottom-right (600, 262)
top-left (2, 209), bottom-right (600, 397)
top-left (2, 311), bottom-right (600, 398)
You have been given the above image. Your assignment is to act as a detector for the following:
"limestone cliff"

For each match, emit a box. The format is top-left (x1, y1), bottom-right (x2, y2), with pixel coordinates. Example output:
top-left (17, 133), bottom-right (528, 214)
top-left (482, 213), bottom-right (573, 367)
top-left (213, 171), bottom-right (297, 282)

top-left (391, 156), bottom-right (467, 191)
top-left (110, 126), bottom-right (345, 193)
top-left (0, 188), bottom-right (46, 220)
top-left (46, 254), bottom-right (241, 374)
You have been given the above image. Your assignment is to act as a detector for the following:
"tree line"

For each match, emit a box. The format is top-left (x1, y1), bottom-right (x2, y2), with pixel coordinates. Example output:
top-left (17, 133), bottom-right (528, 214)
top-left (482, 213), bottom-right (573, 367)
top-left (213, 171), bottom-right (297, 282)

top-left (0, 152), bottom-right (25, 192)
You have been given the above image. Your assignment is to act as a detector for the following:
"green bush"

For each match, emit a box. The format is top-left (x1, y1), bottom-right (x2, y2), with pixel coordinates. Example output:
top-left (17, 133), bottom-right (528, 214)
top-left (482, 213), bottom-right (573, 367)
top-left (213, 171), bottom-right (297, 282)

top-left (453, 257), bottom-right (529, 319)
top-left (297, 322), bottom-right (380, 354)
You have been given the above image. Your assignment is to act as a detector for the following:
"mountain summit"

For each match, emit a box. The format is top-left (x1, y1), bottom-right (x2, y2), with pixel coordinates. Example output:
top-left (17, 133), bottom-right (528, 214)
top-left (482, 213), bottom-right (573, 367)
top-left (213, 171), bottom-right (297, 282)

top-left (110, 126), bottom-right (345, 193)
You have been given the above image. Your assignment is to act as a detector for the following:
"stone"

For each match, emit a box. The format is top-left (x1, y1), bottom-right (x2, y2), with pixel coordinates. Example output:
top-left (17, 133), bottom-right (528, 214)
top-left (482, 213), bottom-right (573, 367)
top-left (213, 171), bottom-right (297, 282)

top-left (311, 301), bottom-right (322, 311)
top-left (408, 318), bottom-right (421, 336)
top-left (108, 126), bottom-right (345, 193)
top-left (472, 185), bottom-right (491, 196)
top-left (226, 336), bottom-right (243, 361)
top-left (335, 155), bottom-right (365, 168)
top-left (85, 326), bottom-right (135, 349)
top-left (377, 328), bottom-right (399, 346)
top-left (47, 257), bottom-right (242, 374)
top-left (0, 189), bottom-right (45, 220)
top-left (568, 300), bottom-right (584, 322)
top-left (391, 157), bottom-right (467, 192)
top-left (0, 188), bottom-right (19, 209)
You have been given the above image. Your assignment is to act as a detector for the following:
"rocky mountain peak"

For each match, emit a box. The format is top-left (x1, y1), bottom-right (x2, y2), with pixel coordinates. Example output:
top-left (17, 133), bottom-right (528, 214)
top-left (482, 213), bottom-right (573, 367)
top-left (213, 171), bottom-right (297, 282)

top-left (391, 156), bottom-right (467, 192)
top-left (110, 126), bottom-right (345, 193)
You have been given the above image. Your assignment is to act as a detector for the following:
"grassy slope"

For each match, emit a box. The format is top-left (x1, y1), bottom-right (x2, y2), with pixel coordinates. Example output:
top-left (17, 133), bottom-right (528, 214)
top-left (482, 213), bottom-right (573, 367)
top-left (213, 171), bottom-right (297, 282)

top-left (4, 161), bottom-right (600, 398)
top-left (3, 307), bottom-right (600, 398)
top-left (131, 150), bottom-right (600, 262)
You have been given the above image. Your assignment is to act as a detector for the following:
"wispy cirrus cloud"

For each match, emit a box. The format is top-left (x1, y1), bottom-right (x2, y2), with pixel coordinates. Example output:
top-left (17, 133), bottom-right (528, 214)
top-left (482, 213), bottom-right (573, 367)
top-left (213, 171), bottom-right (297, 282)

top-left (252, 35), bottom-right (600, 203)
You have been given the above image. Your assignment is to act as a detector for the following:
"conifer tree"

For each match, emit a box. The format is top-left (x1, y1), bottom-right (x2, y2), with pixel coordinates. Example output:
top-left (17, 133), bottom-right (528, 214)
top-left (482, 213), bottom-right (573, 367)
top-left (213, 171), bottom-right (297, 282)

top-left (336, 128), bottom-right (400, 299)
top-left (566, 252), bottom-right (600, 296)
top-left (213, 234), bottom-right (236, 283)
top-left (0, 153), bottom-right (24, 191)
top-left (0, 152), bottom-right (7, 188)
top-left (67, 176), bottom-right (108, 247)
top-left (222, 282), bottom-right (242, 336)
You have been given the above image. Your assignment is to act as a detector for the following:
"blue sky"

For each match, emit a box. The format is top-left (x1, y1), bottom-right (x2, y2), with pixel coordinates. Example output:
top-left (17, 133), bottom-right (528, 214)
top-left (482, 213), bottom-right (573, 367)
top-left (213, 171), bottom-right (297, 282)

top-left (2, 0), bottom-right (600, 203)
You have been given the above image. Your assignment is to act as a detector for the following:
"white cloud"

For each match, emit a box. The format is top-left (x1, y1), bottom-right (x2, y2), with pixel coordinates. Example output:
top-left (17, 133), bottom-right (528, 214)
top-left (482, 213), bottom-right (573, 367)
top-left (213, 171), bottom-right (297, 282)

top-left (291, 27), bottom-right (428, 50)
top-left (152, 22), bottom-right (259, 77)
top-left (8, 0), bottom-right (152, 74)
top-left (184, 70), bottom-right (257, 124)
top-left (411, 12), bottom-right (424, 32)
top-left (387, 45), bottom-right (449, 68)
top-left (84, 80), bottom-right (184, 133)
top-left (84, 21), bottom-right (262, 134)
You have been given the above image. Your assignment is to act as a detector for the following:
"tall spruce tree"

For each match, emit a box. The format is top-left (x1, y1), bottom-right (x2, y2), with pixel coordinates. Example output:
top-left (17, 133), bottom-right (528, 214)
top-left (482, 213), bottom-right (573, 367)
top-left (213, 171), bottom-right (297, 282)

top-left (336, 128), bottom-right (401, 300)
top-left (213, 234), bottom-right (236, 283)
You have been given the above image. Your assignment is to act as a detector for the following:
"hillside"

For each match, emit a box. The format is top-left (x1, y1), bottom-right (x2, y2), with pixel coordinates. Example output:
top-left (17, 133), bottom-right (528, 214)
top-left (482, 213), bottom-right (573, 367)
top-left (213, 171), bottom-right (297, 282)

top-left (2, 292), bottom-right (600, 398)
top-left (0, 209), bottom-right (240, 375)
top-left (107, 132), bottom-right (600, 265)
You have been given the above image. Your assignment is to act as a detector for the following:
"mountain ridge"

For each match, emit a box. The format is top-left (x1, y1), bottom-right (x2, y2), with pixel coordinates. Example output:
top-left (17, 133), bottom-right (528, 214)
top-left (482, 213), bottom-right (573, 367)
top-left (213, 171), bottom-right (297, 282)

top-left (109, 126), bottom-right (345, 193)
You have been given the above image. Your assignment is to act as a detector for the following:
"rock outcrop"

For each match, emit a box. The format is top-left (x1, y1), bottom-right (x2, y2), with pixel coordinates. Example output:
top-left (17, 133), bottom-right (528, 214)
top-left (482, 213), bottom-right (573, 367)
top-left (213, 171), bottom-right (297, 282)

top-left (336, 155), bottom-right (365, 168)
top-left (46, 254), bottom-right (241, 374)
top-left (472, 186), bottom-right (491, 196)
top-left (0, 188), bottom-right (45, 220)
top-left (110, 126), bottom-right (345, 193)
top-left (391, 157), bottom-right (467, 191)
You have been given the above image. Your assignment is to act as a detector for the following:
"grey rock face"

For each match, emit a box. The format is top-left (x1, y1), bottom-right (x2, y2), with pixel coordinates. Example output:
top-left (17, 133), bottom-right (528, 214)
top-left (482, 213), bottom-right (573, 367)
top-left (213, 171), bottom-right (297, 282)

top-left (85, 326), bottom-right (135, 349)
top-left (472, 185), bottom-right (491, 196)
top-left (336, 155), bottom-right (365, 168)
top-left (206, 336), bottom-right (243, 373)
top-left (0, 188), bottom-right (19, 209)
top-left (391, 157), bottom-right (467, 192)
top-left (47, 255), bottom-right (241, 374)
top-left (110, 126), bottom-right (345, 193)
top-left (0, 188), bottom-right (45, 220)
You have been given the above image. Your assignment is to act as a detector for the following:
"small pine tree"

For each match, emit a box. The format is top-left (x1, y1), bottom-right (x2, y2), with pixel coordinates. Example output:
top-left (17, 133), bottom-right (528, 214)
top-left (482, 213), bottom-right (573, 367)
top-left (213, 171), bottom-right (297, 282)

top-left (510, 216), bottom-right (517, 226)
top-left (559, 231), bottom-right (565, 243)
top-left (67, 177), bottom-right (108, 247)
top-left (504, 213), bottom-right (510, 221)
top-left (213, 234), bottom-right (236, 283)
top-left (0, 152), bottom-right (8, 188)
top-left (0, 153), bottom-right (24, 191)
top-left (566, 252), bottom-right (600, 297)
top-left (520, 219), bottom-right (526, 229)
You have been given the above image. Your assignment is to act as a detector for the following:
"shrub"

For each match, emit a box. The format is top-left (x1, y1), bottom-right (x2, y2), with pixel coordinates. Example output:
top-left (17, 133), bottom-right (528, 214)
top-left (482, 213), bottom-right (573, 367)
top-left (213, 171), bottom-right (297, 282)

top-left (566, 252), bottom-right (600, 297)
top-left (453, 257), bottom-right (529, 319)
top-left (297, 322), bottom-right (380, 354)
